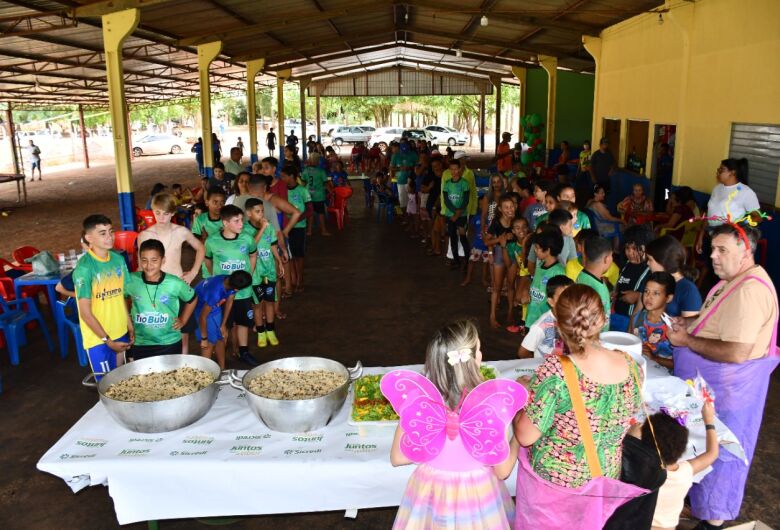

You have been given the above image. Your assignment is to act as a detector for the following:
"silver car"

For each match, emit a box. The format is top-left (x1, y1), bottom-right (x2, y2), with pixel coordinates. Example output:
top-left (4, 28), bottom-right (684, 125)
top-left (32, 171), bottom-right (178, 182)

top-left (132, 134), bottom-right (183, 157)
top-left (331, 126), bottom-right (372, 146)
top-left (425, 125), bottom-right (468, 146)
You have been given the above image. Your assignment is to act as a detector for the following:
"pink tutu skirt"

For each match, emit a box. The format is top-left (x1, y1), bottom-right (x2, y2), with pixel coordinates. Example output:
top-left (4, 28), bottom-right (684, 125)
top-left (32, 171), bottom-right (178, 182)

top-left (393, 464), bottom-right (514, 530)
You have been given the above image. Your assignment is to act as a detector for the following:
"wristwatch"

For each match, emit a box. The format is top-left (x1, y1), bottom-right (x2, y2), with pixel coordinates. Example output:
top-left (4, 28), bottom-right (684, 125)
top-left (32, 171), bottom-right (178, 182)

top-left (101, 336), bottom-right (109, 343)
top-left (705, 424), bottom-right (716, 431)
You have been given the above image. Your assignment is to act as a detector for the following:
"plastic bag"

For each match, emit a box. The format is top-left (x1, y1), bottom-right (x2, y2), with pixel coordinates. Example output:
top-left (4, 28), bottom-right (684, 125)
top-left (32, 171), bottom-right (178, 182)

top-left (26, 251), bottom-right (60, 276)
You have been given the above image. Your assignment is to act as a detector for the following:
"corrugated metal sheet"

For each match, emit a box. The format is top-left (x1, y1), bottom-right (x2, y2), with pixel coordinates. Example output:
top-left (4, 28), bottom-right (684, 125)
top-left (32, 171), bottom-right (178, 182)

top-left (729, 123), bottom-right (780, 205)
top-left (311, 67), bottom-right (491, 97)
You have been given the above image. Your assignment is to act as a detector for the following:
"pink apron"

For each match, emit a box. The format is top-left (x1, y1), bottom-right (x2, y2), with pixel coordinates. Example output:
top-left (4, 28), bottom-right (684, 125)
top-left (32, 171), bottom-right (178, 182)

top-left (673, 273), bottom-right (779, 520)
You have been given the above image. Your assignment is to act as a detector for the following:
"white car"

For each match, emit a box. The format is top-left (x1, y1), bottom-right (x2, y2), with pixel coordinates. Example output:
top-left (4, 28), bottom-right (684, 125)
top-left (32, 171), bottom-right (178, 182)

top-left (132, 134), bottom-right (183, 156)
top-left (424, 125), bottom-right (468, 146)
top-left (330, 126), bottom-right (372, 146)
top-left (368, 127), bottom-right (405, 150)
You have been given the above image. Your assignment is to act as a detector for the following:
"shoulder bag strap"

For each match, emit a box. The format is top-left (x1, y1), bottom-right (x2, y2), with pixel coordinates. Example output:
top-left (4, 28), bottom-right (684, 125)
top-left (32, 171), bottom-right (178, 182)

top-left (560, 355), bottom-right (602, 478)
top-left (625, 355), bottom-right (665, 470)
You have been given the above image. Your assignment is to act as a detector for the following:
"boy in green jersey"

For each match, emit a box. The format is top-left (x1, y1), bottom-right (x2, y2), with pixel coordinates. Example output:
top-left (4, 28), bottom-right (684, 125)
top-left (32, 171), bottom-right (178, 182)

top-left (205, 205), bottom-right (258, 366)
top-left (192, 186), bottom-right (226, 277)
top-left (281, 163), bottom-right (312, 293)
top-left (126, 239), bottom-right (198, 360)
top-left (243, 198), bottom-right (284, 348)
top-left (441, 159), bottom-right (471, 268)
top-left (73, 214), bottom-right (133, 380)
top-left (526, 226), bottom-right (566, 327)
top-left (576, 235), bottom-right (614, 331)
top-left (302, 154), bottom-right (332, 237)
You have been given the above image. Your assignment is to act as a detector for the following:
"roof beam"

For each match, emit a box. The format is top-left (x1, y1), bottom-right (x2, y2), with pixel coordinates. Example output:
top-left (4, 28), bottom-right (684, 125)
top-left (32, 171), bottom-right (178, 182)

top-left (449, 0), bottom-right (499, 51)
top-left (71, 0), bottom-right (176, 18)
top-left (398, 42), bottom-right (533, 68)
top-left (265, 43), bottom-right (398, 70)
top-left (310, 65), bottom-right (493, 94)
top-left (177, 8), bottom-right (357, 47)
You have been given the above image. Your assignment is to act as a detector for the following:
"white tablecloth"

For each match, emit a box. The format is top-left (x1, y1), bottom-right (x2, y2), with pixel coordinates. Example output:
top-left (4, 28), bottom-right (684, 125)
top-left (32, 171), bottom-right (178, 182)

top-left (37, 358), bottom-right (742, 525)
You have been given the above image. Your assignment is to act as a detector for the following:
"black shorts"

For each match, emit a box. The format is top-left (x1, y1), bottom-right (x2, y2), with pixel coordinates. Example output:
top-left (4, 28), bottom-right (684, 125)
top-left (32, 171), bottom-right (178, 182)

top-left (180, 305), bottom-right (197, 333)
top-left (227, 297), bottom-right (255, 327)
top-left (312, 201), bottom-right (326, 214)
top-left (252, 280), bottom-right (277, 303)
top-left (288, 227), bottom-right (306, 258)
top-left (128, 341), bottom-right (182, 361)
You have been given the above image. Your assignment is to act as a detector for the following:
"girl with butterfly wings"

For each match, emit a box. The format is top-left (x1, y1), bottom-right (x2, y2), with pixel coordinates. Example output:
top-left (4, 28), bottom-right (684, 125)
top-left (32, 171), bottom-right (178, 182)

top-left (380, 319), bottom-right (529, 530)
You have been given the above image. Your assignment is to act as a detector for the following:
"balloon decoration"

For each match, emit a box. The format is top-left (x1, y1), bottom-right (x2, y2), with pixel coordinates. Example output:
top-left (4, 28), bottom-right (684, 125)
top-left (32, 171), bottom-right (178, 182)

top-left (521, 113), bottom-right (546, 167)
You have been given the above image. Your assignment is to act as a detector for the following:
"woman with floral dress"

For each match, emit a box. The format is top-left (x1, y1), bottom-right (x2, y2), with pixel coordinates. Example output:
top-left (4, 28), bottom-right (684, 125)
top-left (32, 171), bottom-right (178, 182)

top-left (513, 284), bottom-right (644, 529)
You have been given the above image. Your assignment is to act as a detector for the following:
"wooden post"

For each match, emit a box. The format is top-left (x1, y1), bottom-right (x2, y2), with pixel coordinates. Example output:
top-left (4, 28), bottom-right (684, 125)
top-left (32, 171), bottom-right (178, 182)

top-left (299, 78), bottom-right (310, 160)
top-left (315, 93), bottom-right (321, 142)
top-left (492, 76), bottom-right (502, 155)
top-left (5, 104), bottom-right (21, 175)
top-left (479, 93), bottom-right (486, 153)
top-left (78, 104), bottom-right (90, 168)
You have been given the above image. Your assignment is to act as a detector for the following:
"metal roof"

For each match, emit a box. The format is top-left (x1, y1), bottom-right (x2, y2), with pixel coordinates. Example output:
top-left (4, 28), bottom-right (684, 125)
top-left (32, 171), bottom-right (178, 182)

top-left (0, 0), bottom-right (662, 106)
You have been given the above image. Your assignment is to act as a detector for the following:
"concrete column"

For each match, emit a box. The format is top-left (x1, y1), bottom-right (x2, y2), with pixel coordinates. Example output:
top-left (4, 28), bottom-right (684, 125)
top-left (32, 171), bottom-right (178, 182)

top-left (78, 104), bottom-right (90, 169)
top-left (276, 69), bottom-right (291, 161)
top-left (5, 105), bottom-right (21, 175)
top-left (102, 8), bottom-right (140, 230)
top-left (539, 55), bottom-right (558, 164)
top-left (511, 66), bottom-right (527, 141)
top-left (245, 58), bottom-right (265, 164)
top-left (582, 37), bottom-right (602, 149)
top-left (479, 93), bottom-right (486, 153)
top-left (198, 41), bottom-right (223, 177)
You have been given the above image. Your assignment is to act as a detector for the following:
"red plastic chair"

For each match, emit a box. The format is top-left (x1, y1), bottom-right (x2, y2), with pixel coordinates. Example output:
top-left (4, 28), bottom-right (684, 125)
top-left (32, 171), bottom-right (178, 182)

top-left (0, 257), bottom-right (48, 302)
top-left (327, 186), bottom-right (354, 230)
top-left (11, 246), bottom-right (39, 272)
top-left (113, 231), bottom-right (139, 271)
top-left (136, 209), bottom-right (157, 231)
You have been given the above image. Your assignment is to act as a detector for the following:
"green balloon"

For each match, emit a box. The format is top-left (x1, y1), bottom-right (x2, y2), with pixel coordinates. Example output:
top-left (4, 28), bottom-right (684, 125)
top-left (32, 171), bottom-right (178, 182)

top-left (521, 151), bottom-right (532, 164)
top-left (529, 114), bottom-right (542, 127)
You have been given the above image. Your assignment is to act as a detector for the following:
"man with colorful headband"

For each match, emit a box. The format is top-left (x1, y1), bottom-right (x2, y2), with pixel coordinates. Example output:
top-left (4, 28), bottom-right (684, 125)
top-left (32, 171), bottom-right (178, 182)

top-left (668, 223), bottom-right (778, 529)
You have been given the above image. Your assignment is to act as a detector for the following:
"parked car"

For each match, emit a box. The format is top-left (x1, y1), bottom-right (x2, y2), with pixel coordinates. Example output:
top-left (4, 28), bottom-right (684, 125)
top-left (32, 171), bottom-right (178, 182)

top-left (424, 124), bottom-right (468, 146)
top-left (132, 134), bottom-right (183, 157)
top-left (358, 125), bottom-right (376, 134)
top-left (330, 126), bottom-right (372, 146)
top-left (368, 127), bottom-right (405, 151)
top-left (402, 128), bottom-right (435, 143)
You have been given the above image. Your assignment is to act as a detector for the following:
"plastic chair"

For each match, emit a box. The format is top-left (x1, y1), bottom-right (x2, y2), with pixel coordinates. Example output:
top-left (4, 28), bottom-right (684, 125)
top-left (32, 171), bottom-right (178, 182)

top-left (53, 297), bottom-right (87, 366)
top-left (11, 246), bottom-right (39, 272)
top-left (588, 208), bottom-right (622, 243)
top-left (327, 186), bottom-right (353, 230)
top-left (136, 209), bottom-right (156, 231)
top-left (0, 293), bottom-right (54, 365)
top-left (374, 188), bottom-right (394, 223)
top-left (113, 230), bottom-right (139, 271)
top-left (362, 178), bottom-right (373, 208)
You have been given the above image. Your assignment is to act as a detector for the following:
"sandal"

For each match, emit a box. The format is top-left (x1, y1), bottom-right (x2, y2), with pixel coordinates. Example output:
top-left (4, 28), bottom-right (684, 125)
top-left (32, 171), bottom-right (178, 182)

top-left (506, 325), bottom-right (523, 334)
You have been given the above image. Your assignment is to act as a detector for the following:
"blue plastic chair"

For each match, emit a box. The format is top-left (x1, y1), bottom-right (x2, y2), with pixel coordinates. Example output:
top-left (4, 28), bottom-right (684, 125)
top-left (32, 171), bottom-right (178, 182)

top-left (373, 186), bottom-right (394, 223)
top-left (588, 207), bottom-right (623, 243)
top-left (0, 294), bottom-right (54, 365)
top-left (53, 297), bottom-right (87, 367)
top-left (362, 178), bottom-right (373, 208)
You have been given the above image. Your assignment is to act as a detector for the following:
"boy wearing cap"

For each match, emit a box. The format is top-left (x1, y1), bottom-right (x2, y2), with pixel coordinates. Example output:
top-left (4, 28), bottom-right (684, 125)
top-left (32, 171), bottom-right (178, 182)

top-left (497, 132), bottom-right (513, 174)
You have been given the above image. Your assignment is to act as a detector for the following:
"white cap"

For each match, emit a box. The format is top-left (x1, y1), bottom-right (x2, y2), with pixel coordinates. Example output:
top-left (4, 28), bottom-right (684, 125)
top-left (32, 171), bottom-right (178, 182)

top-left (453, 150), bottom-right (468, 160)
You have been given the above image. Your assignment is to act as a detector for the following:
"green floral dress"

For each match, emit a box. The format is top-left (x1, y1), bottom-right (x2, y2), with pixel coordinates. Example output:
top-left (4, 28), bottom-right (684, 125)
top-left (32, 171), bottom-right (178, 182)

top-left (524, 354), bottom-right (642, 488)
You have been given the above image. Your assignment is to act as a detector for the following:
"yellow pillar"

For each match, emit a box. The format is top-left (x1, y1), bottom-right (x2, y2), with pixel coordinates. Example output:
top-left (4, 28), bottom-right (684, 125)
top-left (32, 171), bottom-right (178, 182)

top-left (511, 66), bottom-right (527, 141)
top-left (583, 36), bottom-right (602, 148)
top-left (102, 8), bottom-right (140, 231)
top-left (198, 41), bottom-right (223, 176)
top-left (245, 58), bottom-right (265, 164)
top-left (276, 69), bottom-right (291, 160)
top-left (539, 55), bottom-right (558, 158)
top-left (491, 75), bottom-right (502, 155)
top-left (315, 93), bottom-right (322, 141)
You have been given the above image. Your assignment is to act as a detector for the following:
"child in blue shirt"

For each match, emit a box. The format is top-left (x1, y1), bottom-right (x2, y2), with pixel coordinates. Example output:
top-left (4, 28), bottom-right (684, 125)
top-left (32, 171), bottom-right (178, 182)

top-left (330, 160), bottom-right (349, 187)
top-left (629, 271), bottom-right (676, 370)
top-left (460, 214), bottom-right (490, 287)
top-left (193, 271), bottom-right (252, 369)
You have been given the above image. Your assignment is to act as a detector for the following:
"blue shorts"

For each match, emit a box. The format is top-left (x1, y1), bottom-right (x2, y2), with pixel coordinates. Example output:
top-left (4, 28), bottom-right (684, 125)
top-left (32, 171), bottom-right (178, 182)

top-left (87, 332), bottom-right (130, 381)
top-left (195, 306), bottom-right (224, 344)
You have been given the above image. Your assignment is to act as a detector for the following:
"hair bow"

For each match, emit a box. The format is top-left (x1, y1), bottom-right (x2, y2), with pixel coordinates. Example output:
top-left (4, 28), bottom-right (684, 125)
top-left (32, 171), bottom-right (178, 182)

top-left (446, 348), bottom-right (472, 366)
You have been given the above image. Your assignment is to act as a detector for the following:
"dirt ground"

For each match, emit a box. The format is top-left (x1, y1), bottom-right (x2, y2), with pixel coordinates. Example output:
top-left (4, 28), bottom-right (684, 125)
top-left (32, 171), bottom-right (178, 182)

top-left (0, 156), bottom-right (777, 529)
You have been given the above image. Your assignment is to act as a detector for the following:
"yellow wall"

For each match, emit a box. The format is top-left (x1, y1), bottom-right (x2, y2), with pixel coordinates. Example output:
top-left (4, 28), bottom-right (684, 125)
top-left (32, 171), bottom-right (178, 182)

top-left (587, 0), bottom-right (780, 203)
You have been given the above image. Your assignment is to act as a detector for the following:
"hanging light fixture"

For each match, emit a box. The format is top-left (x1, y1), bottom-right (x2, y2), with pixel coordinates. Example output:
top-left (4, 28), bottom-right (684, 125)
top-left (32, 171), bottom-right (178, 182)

top-left (404, 11), bottom-right (409, 23)
top-left (480, 15), bottom-right (488, 27)
top-left (455, 48), bottom-right (462, 58)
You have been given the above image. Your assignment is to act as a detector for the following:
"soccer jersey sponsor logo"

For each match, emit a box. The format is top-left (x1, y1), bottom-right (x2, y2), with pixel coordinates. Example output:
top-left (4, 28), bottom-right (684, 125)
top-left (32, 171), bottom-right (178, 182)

top-left (95, 287), bottom-right (123, 301)
top-left (134, 312), bottom-right (170, 327)
top-left (258, 248), bottom-right (272, 260)
top-left (219, 260), bottom-right (246, 272)
top-left (530, 288), bottom-right (546, 302)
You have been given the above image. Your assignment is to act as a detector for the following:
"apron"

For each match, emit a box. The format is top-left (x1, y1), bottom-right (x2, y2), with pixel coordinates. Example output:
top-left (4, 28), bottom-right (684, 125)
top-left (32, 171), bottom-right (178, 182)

top-left (514, 355), bottom-right (649, 530)
top-left (673, 274), bottom-right (779, 521)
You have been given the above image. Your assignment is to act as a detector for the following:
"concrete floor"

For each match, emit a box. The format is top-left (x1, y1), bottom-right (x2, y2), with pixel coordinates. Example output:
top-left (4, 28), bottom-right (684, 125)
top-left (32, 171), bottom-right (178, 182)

top-left (0, 187), bottom-right (778, 529)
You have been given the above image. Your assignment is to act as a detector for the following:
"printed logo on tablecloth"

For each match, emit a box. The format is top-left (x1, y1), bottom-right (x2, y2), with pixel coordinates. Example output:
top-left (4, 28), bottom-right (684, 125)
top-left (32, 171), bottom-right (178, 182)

top-left (182, 435), bottom-right (214, 445)
top-left (283, 448), bottom-right (323, 456)
top-left (128, 437), bottom-right (164, 443)
top-left (291, 433), bottom-right (323, 443)
top-left (75, 437), bottom-right (108, 448)
top-left (118, 449), bottom-right (151, 456)
top-left (59, 453), bottom-right (97, 460)
top-left (230, 445), bottom-right (263, 456)
top-left (344, 443), bottom-right (377, 454)
top-left (235, 434), bottom-right (272, 441)
top-left (345, 432), bottom-right (359, 437)
top-left (169, 450), bottom-right (208, 457)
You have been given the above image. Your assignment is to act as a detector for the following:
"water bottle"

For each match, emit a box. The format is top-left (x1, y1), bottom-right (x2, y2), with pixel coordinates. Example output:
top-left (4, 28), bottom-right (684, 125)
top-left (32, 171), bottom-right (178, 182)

top-left (57, 253), bottom-right (66, 271)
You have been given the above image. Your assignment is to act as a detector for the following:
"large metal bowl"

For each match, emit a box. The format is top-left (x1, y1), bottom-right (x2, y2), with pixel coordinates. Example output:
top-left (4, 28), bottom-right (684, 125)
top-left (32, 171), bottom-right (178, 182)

top-left (230, 357), bottom-right (362, 433)
top-left (88, 355), bottom-right (225, 433)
